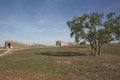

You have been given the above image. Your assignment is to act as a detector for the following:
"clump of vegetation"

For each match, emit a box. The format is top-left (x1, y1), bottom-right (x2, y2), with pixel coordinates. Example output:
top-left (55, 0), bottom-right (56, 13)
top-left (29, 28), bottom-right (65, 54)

top-left (67, 12), bottom-right (120, 56)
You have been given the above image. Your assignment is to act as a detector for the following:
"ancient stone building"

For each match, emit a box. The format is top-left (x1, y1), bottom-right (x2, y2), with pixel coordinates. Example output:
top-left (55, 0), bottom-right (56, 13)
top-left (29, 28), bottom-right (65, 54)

top-left (56, 41), bottom-right (68, 47)
top-left (5, 40), bottom-right (29, 49)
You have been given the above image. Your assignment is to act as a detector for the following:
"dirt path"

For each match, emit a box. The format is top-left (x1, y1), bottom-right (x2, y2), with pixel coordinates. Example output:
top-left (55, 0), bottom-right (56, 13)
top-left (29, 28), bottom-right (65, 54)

top-left (0, 49), bottom-right (11, 57)
top-left (0, 48), bottom-right (28, 57)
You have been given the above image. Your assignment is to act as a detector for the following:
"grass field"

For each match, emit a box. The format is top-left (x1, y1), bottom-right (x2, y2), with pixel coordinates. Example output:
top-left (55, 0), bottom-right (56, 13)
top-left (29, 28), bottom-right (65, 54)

top-left (0, 44), bottom-right (120, 80)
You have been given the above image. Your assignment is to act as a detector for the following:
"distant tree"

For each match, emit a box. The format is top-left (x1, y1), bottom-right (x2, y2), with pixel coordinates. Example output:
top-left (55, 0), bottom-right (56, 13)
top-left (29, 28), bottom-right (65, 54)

top-left (67, 12), bottom-right (120, 56)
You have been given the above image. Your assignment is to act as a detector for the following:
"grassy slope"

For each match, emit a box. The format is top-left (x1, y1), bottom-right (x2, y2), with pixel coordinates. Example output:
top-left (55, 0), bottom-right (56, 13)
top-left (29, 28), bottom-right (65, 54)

top-left (0, 44), bottom-right (120, 80)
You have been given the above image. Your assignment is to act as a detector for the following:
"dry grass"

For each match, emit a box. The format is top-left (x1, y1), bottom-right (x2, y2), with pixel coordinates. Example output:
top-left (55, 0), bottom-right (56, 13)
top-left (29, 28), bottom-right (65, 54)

top-left (0, 44), bottom-right (120, 80)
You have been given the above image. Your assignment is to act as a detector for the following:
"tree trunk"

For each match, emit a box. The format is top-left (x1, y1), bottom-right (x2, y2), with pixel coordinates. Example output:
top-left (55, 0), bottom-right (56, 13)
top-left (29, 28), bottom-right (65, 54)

top-left (94, 47), bottom-right (97, 56)
top-left (98, 46), bottom-right (101, 55)
top-left (98, 43), bottom-right (102, 55)
top-left (94, 40), bottom-right (97, 56)
top-left (90, 43), bottom-right (94, 55)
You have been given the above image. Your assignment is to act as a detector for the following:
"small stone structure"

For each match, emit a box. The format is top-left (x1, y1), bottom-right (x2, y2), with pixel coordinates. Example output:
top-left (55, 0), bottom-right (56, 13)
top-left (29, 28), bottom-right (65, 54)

top-left (5, 40), bottom-right (29, 49)
top-left (56, 41), bottom-right (68, 47)
top-left (56, 40), bottom-right (80, 47)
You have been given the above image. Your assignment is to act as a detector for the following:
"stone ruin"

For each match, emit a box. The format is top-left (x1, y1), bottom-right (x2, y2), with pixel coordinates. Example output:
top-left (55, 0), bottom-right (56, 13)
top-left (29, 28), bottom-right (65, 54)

top-left (56, 40), bottom-right (79, 47)
top-left (5, 40), bottom-right (29, 49)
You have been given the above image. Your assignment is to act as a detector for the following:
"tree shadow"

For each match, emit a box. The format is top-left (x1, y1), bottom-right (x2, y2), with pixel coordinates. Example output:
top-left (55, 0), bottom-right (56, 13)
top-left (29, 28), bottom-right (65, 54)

top-left (35, 51), bottom-right (88, 57)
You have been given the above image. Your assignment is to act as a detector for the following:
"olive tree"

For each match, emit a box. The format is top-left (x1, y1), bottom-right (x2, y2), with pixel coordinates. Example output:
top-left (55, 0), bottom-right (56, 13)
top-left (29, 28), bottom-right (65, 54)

top-left (67, 12), bottom-right (120, 56)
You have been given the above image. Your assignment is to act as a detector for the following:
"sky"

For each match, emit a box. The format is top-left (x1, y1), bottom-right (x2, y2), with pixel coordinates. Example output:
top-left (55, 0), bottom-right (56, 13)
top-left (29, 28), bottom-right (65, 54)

top-left (0, 0), bottom-right (120, 46)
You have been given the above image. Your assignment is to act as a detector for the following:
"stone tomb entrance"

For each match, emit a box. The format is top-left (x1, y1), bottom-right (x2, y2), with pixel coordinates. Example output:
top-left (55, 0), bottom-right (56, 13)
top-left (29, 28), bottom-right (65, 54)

top-left (7, 43), bottom-right (12, 48)
top-left (5, 42), bottom-right (12, 49)
top-left (5, 40), bottom-right (29, 49)
top-left (56, 41), bottom-right (68, 47)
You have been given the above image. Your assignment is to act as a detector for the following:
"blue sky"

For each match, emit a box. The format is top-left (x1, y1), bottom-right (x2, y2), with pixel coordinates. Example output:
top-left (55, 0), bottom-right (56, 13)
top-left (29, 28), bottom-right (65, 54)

top-left (0, 0), bottom-right (120, 46)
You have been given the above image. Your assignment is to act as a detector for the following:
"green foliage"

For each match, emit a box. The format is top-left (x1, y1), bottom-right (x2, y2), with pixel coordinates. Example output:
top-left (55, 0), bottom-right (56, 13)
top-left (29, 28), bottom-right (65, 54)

top-left (67, 12), bottom-right (120, 55)
top-left (104, 12), bottom-right (120, 41)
